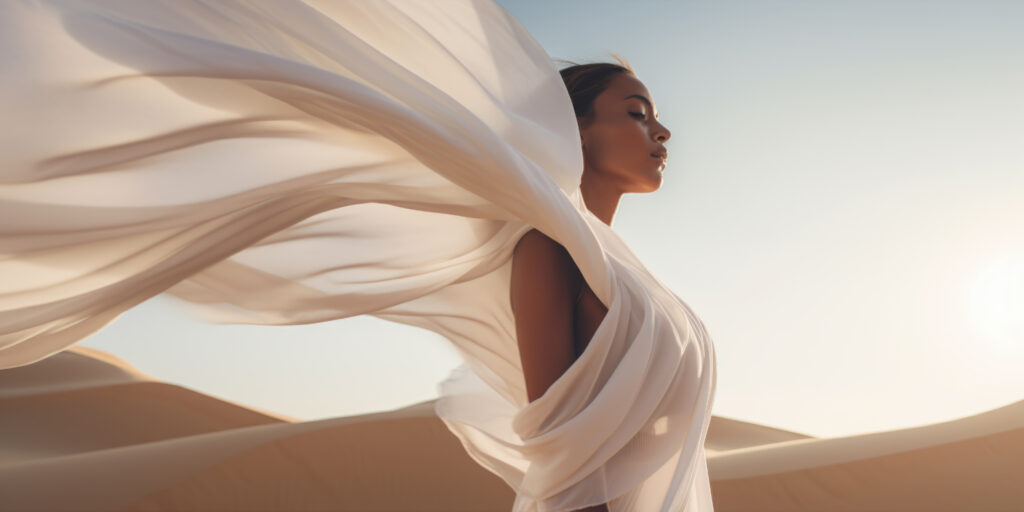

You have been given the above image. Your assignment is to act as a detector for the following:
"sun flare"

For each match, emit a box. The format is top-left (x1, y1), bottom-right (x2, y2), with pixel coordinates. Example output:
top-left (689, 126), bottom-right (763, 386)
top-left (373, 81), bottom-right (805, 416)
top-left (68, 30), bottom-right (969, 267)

top-left (968, 256), bottom-right (1024, 348)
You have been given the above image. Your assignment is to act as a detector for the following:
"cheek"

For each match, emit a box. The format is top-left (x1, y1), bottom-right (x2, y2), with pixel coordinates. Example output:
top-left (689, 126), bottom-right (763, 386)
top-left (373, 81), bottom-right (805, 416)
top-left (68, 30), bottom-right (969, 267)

top-left (587, 125), bottom-right (647, 165)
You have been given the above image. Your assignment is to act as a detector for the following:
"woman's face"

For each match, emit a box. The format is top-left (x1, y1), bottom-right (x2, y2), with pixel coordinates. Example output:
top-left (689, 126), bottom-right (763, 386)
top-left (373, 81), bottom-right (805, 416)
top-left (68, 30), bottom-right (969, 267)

top-left (578, 74), bottom-right (672, 193)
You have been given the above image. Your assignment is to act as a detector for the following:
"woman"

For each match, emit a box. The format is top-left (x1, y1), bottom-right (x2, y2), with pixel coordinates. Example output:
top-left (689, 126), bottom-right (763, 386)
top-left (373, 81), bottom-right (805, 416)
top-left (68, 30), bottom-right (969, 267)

top-left (512, 59), bottom-right (672, 512)
top-left (0, 2), bottom-right (715, 511)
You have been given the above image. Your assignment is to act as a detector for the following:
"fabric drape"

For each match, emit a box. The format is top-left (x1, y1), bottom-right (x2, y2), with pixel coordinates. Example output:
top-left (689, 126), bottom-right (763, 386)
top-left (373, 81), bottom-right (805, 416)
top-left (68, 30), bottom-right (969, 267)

top-left (0, 1), bottom-right (716, 510)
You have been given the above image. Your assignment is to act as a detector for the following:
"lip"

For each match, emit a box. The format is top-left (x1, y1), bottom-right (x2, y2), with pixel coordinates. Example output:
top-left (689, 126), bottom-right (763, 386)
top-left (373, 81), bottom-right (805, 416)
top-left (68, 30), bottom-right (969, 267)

top-left (650, 152), bottom-right (667, 170)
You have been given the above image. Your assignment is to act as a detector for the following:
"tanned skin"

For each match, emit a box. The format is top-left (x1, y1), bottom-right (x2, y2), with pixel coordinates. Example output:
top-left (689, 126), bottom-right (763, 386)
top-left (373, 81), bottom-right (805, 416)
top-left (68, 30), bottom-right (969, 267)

top-left (510, 73), bottom-right (671, 511)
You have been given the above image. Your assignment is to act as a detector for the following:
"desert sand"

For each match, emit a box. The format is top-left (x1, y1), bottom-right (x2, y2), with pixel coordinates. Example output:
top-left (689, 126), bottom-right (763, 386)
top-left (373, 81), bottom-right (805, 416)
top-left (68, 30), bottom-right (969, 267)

top-left (1, 346), bottom-right (1021, 511)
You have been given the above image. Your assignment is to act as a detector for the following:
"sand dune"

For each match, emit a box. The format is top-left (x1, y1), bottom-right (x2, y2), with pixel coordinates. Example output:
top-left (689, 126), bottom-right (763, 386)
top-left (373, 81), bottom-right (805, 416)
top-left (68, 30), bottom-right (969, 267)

top-left (1, 346), bottom-right (1021, 511)
top-left (0, 346), bottom-right (155, 399)
top-left (707, 398), bottom-right (1024, 511)
top-left (704, 415), bottom-right (813, 453)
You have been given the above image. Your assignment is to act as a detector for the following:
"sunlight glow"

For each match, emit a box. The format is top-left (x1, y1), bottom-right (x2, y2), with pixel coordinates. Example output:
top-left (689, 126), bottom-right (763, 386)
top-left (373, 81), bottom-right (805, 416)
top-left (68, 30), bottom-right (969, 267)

top-left (968, 255), bottom-right (1024, 348)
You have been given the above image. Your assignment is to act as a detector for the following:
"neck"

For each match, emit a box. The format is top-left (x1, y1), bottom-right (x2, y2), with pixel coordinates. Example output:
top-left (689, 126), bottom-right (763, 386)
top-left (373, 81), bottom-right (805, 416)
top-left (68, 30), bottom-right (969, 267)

top-left (579, 170), bottom-right (623, 226)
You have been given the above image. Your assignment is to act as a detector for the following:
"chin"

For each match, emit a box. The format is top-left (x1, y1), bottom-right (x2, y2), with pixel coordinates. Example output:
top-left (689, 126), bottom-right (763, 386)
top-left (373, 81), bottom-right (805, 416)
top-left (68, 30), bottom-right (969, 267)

top-left (626, 182), bottom-right (660, 194)
top-left (631, 173), bottom-right (663, 193)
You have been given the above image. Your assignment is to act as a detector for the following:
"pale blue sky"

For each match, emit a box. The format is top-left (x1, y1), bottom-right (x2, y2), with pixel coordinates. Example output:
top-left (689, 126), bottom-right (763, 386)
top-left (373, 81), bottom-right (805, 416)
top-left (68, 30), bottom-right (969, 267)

top-left (80, 0), bottom-right (1024, 438)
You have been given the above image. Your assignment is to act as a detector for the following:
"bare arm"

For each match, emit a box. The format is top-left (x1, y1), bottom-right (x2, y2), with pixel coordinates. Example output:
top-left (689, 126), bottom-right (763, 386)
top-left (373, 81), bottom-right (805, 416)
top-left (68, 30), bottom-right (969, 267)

top-left (510, 229), bottom-right (608, 510)
top-left (510, 230), bottom-right (609, 511)
top-left (510, 229), bottom-right (580, 403)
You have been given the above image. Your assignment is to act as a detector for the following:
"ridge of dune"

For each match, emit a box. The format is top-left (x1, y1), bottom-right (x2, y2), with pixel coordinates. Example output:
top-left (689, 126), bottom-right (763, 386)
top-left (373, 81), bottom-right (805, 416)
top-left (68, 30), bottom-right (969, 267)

top-left (0, 345), bottom-right (299, 421)
top-left (1, 381), bottom-right (292, 462)
top-left (120, 407), bottom-right (516, 512)
top-left (0, 346), bottom-right (156, 399)
top-left (704, 415), bottom-right (815, 451)
top-left (64, 345), bottom-right (152, 376)
top-left (708, 401), bottom-right (1024, 511)
top-left (708, 397), bottom-right (1024, 480)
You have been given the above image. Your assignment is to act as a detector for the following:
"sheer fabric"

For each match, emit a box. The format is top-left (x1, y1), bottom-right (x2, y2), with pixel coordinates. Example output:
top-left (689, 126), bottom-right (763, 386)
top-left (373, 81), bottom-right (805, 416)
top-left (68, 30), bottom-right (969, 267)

top-left (0, 1), bottom-right (716, 510)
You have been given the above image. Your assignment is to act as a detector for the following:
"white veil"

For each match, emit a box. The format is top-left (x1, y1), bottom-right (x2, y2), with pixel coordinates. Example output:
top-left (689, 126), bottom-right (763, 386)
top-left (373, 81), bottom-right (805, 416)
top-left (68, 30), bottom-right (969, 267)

top-left (0, 1), bottom-right (717, 510)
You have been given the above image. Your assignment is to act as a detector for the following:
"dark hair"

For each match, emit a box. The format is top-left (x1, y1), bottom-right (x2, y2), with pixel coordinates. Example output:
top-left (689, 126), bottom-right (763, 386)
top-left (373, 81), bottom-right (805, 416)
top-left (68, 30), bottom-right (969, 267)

top-left (556, 53), bottom-right (636, 128)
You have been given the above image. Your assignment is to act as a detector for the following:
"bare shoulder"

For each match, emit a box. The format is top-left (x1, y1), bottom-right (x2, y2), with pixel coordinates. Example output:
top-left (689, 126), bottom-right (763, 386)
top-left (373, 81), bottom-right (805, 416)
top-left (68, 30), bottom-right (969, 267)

top-left (510, 229), bottom-right (582, 310)
top-left (514, 229), bottom-right (567, 259)
top-left (512, 229), bottom-right (576, 276)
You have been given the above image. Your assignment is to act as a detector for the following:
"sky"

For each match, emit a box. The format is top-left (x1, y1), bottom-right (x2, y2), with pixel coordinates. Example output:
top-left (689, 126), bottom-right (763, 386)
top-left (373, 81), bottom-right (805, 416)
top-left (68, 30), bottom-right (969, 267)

top-left (78, 0), bottom-right (1024, 439)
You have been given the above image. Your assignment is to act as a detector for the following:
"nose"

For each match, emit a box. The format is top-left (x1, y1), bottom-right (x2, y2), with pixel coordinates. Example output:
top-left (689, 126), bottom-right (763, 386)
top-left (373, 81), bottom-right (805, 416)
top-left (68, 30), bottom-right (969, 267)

top-left (653, 121), bottom-right (670, 143)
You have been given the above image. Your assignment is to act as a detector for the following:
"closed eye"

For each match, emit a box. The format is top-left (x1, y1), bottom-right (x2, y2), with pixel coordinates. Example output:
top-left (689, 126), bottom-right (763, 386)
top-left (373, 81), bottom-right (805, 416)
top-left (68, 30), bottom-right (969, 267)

top-left (629, 111), bottom-right (646, 120)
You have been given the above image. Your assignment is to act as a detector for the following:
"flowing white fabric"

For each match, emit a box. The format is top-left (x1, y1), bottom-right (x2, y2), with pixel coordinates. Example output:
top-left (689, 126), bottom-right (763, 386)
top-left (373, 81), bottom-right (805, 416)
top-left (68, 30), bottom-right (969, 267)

top-left (0, 1), bottom-right (717, 510)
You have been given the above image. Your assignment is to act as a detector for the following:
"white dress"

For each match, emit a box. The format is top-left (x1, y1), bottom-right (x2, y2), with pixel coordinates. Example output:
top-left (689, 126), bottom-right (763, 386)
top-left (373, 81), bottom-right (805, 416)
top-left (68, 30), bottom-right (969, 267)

top-left (0, 1), bottom-right (717, 510)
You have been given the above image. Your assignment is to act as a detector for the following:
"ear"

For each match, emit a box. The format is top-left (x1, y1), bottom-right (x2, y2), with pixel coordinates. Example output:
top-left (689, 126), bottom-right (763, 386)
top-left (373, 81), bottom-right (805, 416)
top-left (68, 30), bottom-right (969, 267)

top-left (576, 117), bottom-right (588, 149)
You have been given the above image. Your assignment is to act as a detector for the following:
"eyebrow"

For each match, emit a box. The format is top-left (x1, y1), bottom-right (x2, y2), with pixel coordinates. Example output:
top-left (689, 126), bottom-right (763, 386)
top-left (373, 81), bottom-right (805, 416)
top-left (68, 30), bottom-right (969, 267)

top-left (624, 94), bottom-right (658, 119)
